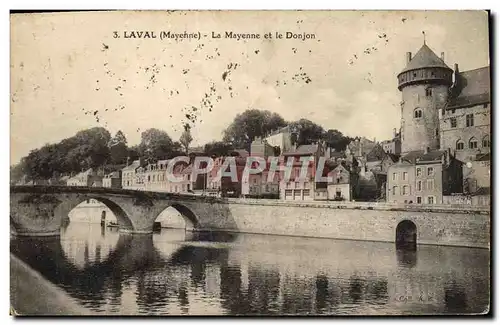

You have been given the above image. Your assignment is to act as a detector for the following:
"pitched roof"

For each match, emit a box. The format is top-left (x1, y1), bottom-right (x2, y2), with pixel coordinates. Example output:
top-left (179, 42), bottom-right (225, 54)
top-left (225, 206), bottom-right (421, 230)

top-left (401, 150), bottom-right (446, 164)
top-left (106, 171), bottom-right (121, 178)
top-left (401, 44), bottom-right (451, 73)
top-left (419, 151), bottom-right (445, 161)
top-left (231, 149), bottom-right (249, 158)
top-left (385, 153), bottom-right (400, 163)
top-left (449, 66), bottom-right (490, 109)
top-left (475, 152), bottom-right (491, 162)
top-left (366, 144), bottom-right (386, 162)
top-left (122, 160), bottom-right (141, 171)
top-left (283, 144), bottom-right (319, 156)
top-left (474, 187), bottom-right (490, 196)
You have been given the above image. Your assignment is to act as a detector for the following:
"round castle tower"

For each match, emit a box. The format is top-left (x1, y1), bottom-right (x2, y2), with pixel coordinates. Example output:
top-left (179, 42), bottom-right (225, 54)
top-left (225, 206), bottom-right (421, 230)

top-left (397, 43), bottom-right (453, 153)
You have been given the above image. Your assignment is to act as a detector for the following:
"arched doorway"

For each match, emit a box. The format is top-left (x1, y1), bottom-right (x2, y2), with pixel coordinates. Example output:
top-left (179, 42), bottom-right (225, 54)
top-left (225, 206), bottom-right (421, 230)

top-left (395, 220), bottom-right (417, 249)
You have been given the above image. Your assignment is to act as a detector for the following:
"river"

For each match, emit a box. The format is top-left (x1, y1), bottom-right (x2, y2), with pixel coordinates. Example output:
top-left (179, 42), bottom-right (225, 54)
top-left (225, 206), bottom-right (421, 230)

top-left (10, 206), bottom-right (490, 315)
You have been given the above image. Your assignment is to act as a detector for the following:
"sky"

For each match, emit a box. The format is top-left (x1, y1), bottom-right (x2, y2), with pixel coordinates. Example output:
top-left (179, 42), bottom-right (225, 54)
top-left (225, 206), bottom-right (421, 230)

top-left (10, 10), bottom-right (490, 165)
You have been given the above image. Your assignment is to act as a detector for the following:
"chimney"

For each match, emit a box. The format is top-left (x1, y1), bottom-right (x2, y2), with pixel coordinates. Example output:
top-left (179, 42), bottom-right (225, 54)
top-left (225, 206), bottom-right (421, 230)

top-left (406, 52), bottom-right (412, 64)
top-left (424, 147), bottom-right (430, 154)
top-left (441, 52), bottom-right (445, 61)
top-left (454, 63), bottom-right (459, 73)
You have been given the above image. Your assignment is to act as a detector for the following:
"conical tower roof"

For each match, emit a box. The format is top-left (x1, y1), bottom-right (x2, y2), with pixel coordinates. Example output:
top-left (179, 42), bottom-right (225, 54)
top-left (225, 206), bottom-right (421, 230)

top-left (400, 44), bottom-right (451, 73)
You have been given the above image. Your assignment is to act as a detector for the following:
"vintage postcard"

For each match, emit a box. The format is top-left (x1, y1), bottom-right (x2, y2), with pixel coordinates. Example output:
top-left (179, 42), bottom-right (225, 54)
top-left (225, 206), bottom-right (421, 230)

top-left (10, 10), bottom-right (490, 316)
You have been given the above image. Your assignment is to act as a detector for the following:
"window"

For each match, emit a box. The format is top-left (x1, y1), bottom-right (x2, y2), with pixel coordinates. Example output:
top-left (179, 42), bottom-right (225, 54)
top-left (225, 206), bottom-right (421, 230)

top-left (414, 109), bottom-right (423, 118)
top-left (416, 196), bottom-right (422, 204)
top-left (416, 168), bottom-right (422, 177)
top-left (286, 182), bottom-right (291, 189)
top-left (483, 103), bottom-right (488, 108)
top-left (153, 175), bottom-right (156, 182)
top-left (456, 140), bottom-right (465, 150)
top-left (403, 185), bottom-right (410, 195)
top-left (427, 167), bottom-right (434, 176)
top-left (483, 135), bottom-right (490, 148)
top-left (295, 182), bottom-right (300, 188)
top-left (450, 117), bottom-right (457, 128)
top-left (425, 88), bottom-right (432, 96)
top-left (466, 114), bottom-right (474, 127)
top-left (147, 175), bottom-right (151, 182)
top-left (427, 196), bottom-right (434, 204)
top-left (469, 137), bottom-right (478, 149)
top-left (417, 180), bottom-right (422, 191)
top-left (304, 182), bottom-right (310, 189)
top-left (392, 173), bottom-right (398, 181)
top-left (427, 179), bottom-right (434, 190)
top-left (451, 109), bottom-right (456, 114)
top-left (403, 172), bottom-right (408, 181)
top-left (392, 186), bottom-right (398, 196)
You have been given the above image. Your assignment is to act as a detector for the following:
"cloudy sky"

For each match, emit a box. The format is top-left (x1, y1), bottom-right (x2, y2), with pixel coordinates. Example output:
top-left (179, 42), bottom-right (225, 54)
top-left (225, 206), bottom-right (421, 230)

top-left (10, 10), bottom-right (489, 165)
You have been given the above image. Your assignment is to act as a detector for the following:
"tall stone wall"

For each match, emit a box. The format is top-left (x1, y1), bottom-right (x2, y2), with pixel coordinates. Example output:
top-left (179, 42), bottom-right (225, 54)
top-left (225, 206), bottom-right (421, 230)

top-left (214, 200), bottom-right (490, 249)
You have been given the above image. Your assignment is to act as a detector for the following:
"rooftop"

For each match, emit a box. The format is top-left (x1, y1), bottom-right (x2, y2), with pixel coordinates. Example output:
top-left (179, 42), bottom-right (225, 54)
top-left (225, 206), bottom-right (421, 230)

top-left (400, 43), bottom-right (451, 74)
top-left (283, 144), bottom-right (319, 156)
top-left (449, 66), bottom-right (490, 109)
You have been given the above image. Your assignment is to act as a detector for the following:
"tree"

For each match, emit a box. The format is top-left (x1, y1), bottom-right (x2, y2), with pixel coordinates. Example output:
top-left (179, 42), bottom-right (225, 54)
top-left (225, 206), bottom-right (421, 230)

top-left (323, 129), bottom-right (353, 152)
top-left (223, 109), bottom-right (287, 149)
top-left (127, 145), bottom-right (140, 163)
top-left (289, 119), bottom-right (325, 146)
top-left (204, 141), bottom-right (234, 157)
top-left (108, 130), bottom-right (129, 165)
top-left (179, 125), bottom-right (193, 153)
top-left (138, 128), bottom-right (176, 163)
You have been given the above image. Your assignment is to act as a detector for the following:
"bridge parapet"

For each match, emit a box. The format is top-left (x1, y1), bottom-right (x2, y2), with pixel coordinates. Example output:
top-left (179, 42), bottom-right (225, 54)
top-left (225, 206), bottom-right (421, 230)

top-left (226, 198), bottom-right (490, 214)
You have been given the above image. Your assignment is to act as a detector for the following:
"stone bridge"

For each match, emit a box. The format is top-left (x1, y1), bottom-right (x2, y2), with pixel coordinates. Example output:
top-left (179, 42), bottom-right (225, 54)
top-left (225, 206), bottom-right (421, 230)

top-left (10, 186), bottom-right (238, 236)
top-left (10, 186), bottom-right (490, 248)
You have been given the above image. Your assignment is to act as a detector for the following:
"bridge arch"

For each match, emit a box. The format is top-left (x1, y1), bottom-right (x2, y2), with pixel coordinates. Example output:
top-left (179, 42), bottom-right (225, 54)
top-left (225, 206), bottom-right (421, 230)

top-left (395, 219), bottom-right (417, 248)
top-left (56, 195), bottom-right (134, 232)
top-left (153, 202), bottom-right (200, 231)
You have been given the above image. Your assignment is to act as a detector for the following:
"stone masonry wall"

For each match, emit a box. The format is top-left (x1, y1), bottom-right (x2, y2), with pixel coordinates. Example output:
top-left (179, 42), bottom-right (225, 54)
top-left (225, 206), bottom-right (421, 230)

top-left (216, 200), bottom-right (490, 249)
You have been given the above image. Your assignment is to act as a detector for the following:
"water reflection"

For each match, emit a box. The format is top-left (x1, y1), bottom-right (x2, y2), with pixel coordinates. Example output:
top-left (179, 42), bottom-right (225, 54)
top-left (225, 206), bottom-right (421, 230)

top-left (10, 218), bottom-right (490, 315)
top-left (396, 247), bottom-right (418, 268)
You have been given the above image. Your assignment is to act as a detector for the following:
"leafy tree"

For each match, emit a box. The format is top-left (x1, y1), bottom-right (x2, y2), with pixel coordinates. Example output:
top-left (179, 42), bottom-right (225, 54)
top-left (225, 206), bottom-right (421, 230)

top-left (204, 141), bottom-right (234, 157)
top-left (179, 125), bottom-right (193, 153)
top-left (222, 109), bottom-right (287, 149)
top-left (289, 119), bottom-right (325, 146)
top-left (108, 130), bottom-right (129, 165)
top-left (138, 128), bottom-right (176, 163)
top-left (323, 129), bottom-right (353, 152)
top-left (127, 145), bottom-right (140, 163)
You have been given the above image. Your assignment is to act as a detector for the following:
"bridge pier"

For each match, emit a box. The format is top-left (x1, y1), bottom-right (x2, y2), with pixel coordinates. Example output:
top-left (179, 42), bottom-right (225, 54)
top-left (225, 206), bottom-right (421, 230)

top-left (10, 194), bottom-right (63, 237)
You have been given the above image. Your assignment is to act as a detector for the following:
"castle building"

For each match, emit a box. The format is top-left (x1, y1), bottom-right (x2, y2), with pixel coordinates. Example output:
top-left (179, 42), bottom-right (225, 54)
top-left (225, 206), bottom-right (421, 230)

top-left (439, 66), bottom-right (490, 163)
top-left (387, 40), bottom-right (489, 205)
top-left (397, 42), bottom-right (490, 161)
top-left (397, 43), bottom-right (453, 154)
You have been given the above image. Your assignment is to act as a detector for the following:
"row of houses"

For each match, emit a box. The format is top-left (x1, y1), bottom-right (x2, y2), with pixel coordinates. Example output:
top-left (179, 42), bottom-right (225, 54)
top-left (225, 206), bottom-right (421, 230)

top-left (15, 128), bottom-right (489, 206)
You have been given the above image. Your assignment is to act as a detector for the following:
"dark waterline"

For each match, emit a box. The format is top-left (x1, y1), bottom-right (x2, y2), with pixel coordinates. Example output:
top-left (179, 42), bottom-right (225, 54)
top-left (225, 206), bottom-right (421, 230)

top-left (11, 220), bottom-right (489, 315)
